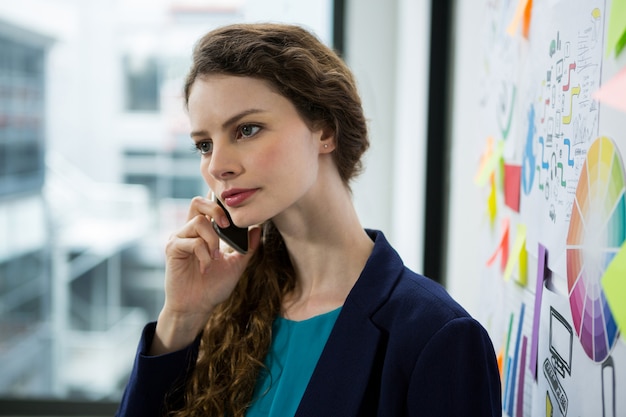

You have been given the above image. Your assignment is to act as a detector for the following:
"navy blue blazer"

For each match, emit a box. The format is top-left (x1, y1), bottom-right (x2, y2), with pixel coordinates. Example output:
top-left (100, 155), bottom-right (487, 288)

top-left (117, 230), bottom-right (501, 416)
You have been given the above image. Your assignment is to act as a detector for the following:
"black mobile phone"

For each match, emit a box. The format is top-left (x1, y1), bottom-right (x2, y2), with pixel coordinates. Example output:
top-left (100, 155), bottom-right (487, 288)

top-left (212, 196), bottom-right (248, 254)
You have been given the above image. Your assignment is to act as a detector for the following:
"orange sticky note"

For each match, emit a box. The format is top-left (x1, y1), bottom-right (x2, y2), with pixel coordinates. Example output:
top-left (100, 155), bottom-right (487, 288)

top-left (522, 0), bottom-right (533, 38)
top-left (593, 66), bottom-right (626, 114)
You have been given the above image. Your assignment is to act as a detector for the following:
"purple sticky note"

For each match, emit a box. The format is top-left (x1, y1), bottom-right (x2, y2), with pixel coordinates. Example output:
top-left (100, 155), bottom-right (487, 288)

top-left (529, 243), bottom-right (549, 380)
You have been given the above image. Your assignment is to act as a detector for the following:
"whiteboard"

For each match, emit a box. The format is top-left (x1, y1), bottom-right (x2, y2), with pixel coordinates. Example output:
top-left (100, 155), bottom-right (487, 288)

top-left (446, 0), bottom-right (626, 416)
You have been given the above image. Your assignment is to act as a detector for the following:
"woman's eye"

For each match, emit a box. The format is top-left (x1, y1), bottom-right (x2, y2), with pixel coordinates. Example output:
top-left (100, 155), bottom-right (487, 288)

top-left (195, 141), bottom-right (213, 155)
top-left (238, 124), bottom-right (261, 138)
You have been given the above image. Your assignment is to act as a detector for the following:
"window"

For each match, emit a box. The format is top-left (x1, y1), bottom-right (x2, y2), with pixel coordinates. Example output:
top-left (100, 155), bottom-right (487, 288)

top-left (0, 0), bottom-right (333, 414)
top-left (123, 54), bottom-right (160, 112)
top-left (0, 36), bottom-right (46, 198)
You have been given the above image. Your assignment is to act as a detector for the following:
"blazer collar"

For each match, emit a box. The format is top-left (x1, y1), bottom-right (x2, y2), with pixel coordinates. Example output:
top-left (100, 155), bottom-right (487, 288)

top-left (295, 229), bottom-right (405, 416)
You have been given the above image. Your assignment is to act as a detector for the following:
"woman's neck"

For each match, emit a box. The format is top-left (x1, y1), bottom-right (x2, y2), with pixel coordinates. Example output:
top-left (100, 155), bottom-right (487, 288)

top-left (274, 183), bottom-right (374, 321)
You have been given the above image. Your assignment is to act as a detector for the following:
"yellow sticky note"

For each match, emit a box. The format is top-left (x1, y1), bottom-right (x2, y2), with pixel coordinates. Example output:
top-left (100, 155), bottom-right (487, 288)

top-left (517, 240), bottom-right (528, 286)
top-left (504, 223), bottom-right (527, 281)
top-left (602, 242), bottom-right (626, 333)
top-left (488, 172), bottom-right (497, 226)
top-left (606, 0), bottom-right (626, 57)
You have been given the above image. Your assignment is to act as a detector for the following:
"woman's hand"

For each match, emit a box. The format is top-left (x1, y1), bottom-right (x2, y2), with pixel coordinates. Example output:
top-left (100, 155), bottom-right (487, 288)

top-left (150, 195), bottom-right (261, 355)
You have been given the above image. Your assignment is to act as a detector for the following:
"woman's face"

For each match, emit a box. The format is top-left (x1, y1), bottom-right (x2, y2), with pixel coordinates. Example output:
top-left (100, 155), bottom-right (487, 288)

top-left (187, 75), bottom-right (328, 227)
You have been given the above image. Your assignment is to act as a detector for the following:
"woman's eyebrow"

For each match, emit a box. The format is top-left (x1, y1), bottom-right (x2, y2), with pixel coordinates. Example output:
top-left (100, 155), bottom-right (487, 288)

top-left (221, 108), bottom-right (266, 129)
top-left (190, 108), bottom-right (266, 139)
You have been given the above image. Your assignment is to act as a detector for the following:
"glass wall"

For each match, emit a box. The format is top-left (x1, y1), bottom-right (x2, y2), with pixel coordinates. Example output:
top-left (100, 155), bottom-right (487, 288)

top-left (0, 0), bottom-right (332, 406)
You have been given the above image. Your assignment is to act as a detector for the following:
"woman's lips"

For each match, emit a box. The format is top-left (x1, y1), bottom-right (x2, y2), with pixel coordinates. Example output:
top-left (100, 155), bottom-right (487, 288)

top-left (222, 189), bottom-right (258, 207)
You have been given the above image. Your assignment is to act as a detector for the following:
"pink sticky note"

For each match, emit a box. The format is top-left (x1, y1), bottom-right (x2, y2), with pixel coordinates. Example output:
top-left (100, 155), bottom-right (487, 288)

top-left (504, 164), bottom-right (522, 212)
top-left (593, 66), bottom-right (626, 114)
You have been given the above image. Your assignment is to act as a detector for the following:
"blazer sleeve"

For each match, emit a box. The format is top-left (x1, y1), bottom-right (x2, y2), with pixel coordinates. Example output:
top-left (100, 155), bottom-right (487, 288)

top-left (115, 322), bottom-right (201, 417)
top-left (407, 317), bottom-right (502, 417)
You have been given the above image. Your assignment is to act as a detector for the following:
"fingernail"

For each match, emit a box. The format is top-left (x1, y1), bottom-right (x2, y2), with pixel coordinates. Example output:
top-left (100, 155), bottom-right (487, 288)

top-left (219, 216), bottom-right (229, 228)
top-left (212, 249), bottom-right (221, 259)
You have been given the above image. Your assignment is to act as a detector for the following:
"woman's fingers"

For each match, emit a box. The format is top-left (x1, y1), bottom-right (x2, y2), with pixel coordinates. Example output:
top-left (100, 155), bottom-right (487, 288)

top-left (168, 235), bottom-right (212, 270)
top-left (187, 195), bottom-right (229, 228)
top-left (165, 215), bottom-right (225, 278)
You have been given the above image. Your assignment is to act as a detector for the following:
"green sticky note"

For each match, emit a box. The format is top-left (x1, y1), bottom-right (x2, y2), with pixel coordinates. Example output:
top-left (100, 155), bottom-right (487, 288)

top-left (602, 242), bottom-right (626, 333)
top-left (606, 0), bottom-right (626, 57)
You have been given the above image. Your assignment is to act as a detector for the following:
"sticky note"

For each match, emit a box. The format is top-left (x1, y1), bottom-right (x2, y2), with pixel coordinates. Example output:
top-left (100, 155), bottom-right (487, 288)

top-left (504, 223), bottom-right (527, 282)
top-left (516, 336), bottom-right (528, 417)
top-left (522, 0), bottom-right (533, 38)
top-left (502, 312), bottom-right (514, 411)
top-left (593, 66), bottom-right (626, 114)
top-left (487, 217), bottom-right (510, 272)
top-left (529, 243), bottom-right (549, 380)
top-left (475, 138), bottom-right (504, 187)
top-left (518, 241), bottom-right (528, 286)
top-left (506, 0), bottom-right (529, 36)
top-left (497, 346), bottom-right (505, 379)
top-left (488, 172), bottom-right (497, 226)
top-left (602, 242), bottom-right (626, 334)
top-left (606, 0), bottom-right (626, 57)
top-left (475, 136), bottom-right (494, 186)
top-left (504, 164), bottom-right (522, 212)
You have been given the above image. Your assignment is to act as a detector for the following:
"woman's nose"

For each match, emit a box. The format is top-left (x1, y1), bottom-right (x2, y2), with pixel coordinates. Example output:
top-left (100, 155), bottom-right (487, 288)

top-left (208, 142), bottom-right (241, 179)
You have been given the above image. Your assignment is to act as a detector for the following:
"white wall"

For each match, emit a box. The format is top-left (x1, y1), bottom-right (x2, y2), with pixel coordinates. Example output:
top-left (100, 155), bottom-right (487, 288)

top-left (443, 1), bottom-right (486, 317)
top-left (346, 0), bottom-right (430, 274)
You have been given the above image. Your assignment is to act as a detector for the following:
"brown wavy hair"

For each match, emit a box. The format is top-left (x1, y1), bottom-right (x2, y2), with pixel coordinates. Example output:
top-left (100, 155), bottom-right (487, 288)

top-left (170, 23), bottom-right (369, 417)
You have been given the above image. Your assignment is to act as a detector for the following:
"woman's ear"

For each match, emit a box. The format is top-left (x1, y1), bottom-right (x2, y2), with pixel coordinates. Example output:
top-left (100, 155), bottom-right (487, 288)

top-left (319, 127), bottom-right (336, 153)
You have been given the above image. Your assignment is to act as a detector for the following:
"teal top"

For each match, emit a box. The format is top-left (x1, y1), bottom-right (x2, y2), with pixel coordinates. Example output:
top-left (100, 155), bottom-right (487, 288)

top-left (246, 307), bottom-right (342, 417)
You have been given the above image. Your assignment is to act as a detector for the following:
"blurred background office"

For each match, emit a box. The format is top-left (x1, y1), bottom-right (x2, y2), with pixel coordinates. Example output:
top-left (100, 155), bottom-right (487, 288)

top-left (0, 0), bottom-right (436, 413)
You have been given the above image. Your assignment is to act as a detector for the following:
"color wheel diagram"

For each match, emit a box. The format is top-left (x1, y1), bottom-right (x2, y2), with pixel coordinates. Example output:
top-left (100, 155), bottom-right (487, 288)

top-left (566, 136), bottom-right (624, 363)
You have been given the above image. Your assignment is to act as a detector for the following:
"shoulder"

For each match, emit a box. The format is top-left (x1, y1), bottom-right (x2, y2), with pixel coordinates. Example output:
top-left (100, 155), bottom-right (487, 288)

top-left (354, 229), bottom-right (482, 344)
top-left (375, 266), bottom-right (471, 333)
top-left (358, 229), bottom-right (472, 330)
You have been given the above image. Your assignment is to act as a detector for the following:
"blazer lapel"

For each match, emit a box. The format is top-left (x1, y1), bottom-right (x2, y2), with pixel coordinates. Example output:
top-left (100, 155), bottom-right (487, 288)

top-left (295, 304), bottom-right (384, 417)
top-left (295, 230), bottom-right (405, 417)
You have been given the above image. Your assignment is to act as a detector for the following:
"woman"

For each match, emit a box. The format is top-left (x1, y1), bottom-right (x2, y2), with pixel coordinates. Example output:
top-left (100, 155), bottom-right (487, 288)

top-left (116, 23), bottom-right (501, 417)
